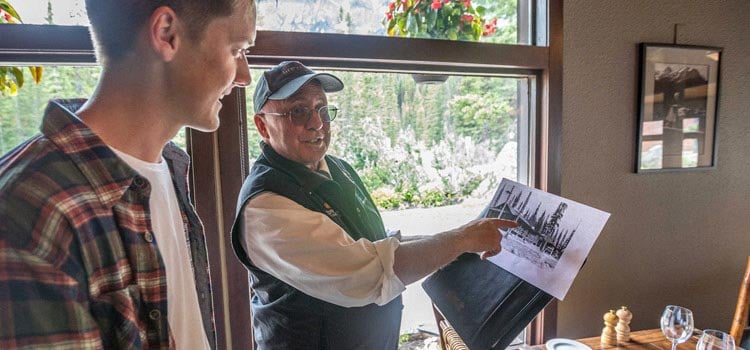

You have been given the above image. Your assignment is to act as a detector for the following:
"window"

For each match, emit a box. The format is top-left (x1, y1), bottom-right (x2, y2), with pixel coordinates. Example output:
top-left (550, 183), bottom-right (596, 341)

top-left (245, 70), bottom-right (534, 195)
top-left (256, 0), bottom-right (523, 45)
top-left (0, 0), bottom-right (561, 347)
top-left (238, 0), bottom-right (559, 337)
top-left (0, 64), bottom-right (186, 154)
top-left (0, 66), bottom-right (98, 154)
top-left (245, 69), bottom-right (532, 342)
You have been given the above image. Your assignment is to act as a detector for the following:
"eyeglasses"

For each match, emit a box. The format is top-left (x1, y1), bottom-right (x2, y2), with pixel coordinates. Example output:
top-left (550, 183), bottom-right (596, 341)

top-left (260, 105), bottom-right (338, 125)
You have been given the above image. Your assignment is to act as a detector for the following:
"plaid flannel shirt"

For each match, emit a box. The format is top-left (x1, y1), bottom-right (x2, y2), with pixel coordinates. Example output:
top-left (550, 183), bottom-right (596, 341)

top-left (0, 99), bottom-right (216, 349)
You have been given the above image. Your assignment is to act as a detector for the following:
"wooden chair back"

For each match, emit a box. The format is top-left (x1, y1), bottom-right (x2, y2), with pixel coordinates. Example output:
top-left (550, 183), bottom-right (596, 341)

top-left (433, 303), bottom-right (470, 350)
top-left (440, 320), bottom-right (470, 350)
top-left (730, 256), bottom-right (750, 346)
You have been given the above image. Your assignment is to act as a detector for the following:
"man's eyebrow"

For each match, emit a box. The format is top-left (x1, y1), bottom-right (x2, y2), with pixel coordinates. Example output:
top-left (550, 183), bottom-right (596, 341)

top-left (287, 94), bottom-right (313, 103)
top-left (287, 95), bottom-right (326, 105)
top-left (230, 33), bottom-right (254, 47)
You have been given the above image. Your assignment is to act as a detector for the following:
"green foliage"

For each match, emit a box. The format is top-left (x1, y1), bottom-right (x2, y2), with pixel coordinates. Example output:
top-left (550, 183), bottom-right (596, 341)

top-left (449, 77), bottom-right (517, 153)
top-left (1, 1), bottom-right (45, 96)
top-left (384, 0), bottom-right (498, 41)
top-left (371, 187), bottom-right (401, 210)
top-left (419, 188), bottom-right (454, 207)
top-left (398, 333), bottom-right (410, 344)
top-left (0, 66), bottom-right (100, 153)
top-left (0, 65), bottom-right (189, 155)
top-left (0, 0), bottom-right (21, 21)
top-left (474, 0), bottom-right (517, 44)
top-left (245, 70), bottom-right (519, 210)
top-left (2, 68), bottom-right (519, 210)
top-left (1, 2), bottom-right (522, 212)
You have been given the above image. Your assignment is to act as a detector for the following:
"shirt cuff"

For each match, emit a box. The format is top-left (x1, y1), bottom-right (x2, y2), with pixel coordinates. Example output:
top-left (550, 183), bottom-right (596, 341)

top-left (372, 236), bottom-right (406, 306)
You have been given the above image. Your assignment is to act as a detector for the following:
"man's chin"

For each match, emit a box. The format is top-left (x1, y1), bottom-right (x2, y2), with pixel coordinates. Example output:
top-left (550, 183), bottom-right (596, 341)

top-left (188, 116), bottom-right (221, 133)
top-left (303, 141), bottom-right (328, 154)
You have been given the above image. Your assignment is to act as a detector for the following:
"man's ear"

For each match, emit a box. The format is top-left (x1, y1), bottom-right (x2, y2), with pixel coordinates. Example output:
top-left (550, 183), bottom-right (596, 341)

top-left (254, 114), bottom-right (270, 140)
top-left (148, 6), bottom-right (181, 62)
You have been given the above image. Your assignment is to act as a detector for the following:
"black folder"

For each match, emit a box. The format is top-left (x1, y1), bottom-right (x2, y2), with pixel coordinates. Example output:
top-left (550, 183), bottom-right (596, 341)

top-left (422, 252), bottom-right (554, 349)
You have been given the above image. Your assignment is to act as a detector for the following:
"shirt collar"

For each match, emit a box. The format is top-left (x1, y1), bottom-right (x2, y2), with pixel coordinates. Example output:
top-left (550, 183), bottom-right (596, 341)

top-left (41, 99), bottom-right (189, 208)
top-left (317, 158), bottom-right (332, 179)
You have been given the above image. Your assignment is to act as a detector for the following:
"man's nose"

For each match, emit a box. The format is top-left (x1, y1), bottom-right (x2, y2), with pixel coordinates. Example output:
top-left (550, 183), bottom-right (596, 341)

top-left (306, 108), bottom-right (325, 131)
top-left (234, 56), bottom-right (251, 87)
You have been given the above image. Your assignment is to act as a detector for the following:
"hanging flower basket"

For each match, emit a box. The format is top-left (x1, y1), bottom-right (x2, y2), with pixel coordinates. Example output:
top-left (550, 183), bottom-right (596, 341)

top-left (383, 0), bottom-right (498, 42)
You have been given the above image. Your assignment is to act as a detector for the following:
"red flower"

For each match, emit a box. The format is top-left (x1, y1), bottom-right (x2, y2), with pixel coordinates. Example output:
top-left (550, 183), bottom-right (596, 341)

top-left (431, 0), bottom-right (442, 10)
top-left (386, 11), bottom-right (393, 20)
top-left (388, 2), bottom-right (396, 10)
top-left (460, 14), bottom-right (473, 22)
top-left (462, 0), bottom-right (471, 8)
top-left (482, 21), bottom-right (497, 36)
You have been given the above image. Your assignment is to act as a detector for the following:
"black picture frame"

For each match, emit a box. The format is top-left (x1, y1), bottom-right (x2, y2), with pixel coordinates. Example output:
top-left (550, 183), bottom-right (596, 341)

top-left (636, 43), bottom-right (722, 173)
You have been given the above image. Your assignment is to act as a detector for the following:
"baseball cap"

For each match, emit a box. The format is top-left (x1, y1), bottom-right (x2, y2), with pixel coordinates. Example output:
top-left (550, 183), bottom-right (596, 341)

top-left (253, 61), bottom-right (344, 114)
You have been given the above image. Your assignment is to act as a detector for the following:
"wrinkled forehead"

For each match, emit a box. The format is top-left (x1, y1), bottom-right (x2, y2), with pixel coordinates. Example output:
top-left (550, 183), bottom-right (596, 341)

top-left (285, 82), bottom-right (328, 103)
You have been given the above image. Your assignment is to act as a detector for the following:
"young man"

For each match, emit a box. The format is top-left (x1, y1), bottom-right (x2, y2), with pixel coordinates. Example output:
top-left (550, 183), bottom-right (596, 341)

top-left (232, 61), bottom-right (517, 349)
top-left (0, 0), bottom-right (256, 348)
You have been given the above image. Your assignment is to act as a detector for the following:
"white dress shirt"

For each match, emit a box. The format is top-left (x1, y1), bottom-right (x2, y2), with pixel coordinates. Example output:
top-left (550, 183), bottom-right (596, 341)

top-left (241, 162), bottom-right (406, 308)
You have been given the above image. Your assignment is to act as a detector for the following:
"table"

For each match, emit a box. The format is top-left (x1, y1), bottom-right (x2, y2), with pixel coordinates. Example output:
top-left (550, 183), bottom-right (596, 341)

top-left (528, 329), bottom-right (744, 350)
top-left (575, 329), bottom-right (697, 350)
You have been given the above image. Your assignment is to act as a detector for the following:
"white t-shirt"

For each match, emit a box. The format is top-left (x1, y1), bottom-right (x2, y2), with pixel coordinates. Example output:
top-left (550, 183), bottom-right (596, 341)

top-left (241, 159), bottom-right (405, 308)
top-left (111, 148), bottom-right (210, 350)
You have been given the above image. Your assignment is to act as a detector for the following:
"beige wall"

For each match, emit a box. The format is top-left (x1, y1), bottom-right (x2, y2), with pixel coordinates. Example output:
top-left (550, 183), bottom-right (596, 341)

top-left (559, 0), bottom-right (750, 338)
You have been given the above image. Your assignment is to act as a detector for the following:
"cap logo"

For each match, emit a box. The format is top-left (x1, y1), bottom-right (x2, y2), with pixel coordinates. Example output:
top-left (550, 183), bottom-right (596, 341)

top-left (281, 63), bottom-right (306, 76)
top-left (266, 61), bottom-right (313, 93)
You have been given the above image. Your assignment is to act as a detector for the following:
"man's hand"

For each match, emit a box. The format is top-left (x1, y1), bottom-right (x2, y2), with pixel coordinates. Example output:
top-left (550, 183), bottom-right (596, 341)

top-left (393, 218), bottom-right (517, 286)
top-left (453, 218), bottom-right (517, 260)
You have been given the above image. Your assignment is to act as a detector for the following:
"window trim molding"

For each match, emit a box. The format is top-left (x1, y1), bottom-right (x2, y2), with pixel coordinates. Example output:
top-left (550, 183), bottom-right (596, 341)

top-left (249, 31), bottom-right (548, 73)
top-left (0, 25), bottom-right (95, 65)
top-left (188, 90), bottom-right (253, 350)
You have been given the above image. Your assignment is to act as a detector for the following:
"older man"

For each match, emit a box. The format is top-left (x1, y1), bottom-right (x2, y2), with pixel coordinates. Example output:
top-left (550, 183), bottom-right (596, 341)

top-left (232, 61), bottom-right (516, 349)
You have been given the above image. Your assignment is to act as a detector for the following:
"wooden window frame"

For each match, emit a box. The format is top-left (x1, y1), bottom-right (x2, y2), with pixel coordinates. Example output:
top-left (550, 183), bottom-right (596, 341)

top-left (0, 0), bottom-right (561, 346)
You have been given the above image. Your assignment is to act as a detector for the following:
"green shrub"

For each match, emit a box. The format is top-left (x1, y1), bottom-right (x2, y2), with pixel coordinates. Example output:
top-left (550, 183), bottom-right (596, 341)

top-left (371, 187), bottom-right (401, 209)
top-left (419, 189), bottom-right (454, 207)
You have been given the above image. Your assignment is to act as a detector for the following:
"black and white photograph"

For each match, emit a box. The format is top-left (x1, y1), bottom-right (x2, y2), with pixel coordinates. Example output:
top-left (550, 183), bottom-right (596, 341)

top-left (486, 179), bottom-right (610, 300)
top-left (636, 43), bottom-right (722, 172)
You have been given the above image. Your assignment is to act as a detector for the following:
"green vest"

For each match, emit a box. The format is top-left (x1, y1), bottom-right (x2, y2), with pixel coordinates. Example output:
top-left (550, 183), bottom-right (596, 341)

top-left (230, 142), bottom-right (402, 349)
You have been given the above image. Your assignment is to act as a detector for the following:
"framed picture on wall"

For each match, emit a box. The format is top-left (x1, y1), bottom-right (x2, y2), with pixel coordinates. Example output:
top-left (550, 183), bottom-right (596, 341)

top-left (636, 43), bottom-right (722, 173)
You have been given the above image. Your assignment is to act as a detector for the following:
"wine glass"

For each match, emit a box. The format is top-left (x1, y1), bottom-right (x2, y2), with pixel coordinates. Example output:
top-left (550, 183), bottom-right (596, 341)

top-left (697, 329), bottom-right (735, 350)
top-left (660, 305), bottom-right (694, 350)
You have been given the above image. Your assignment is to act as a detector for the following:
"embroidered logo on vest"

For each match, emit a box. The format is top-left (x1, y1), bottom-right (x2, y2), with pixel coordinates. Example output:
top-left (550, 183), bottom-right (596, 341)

top-left (323, 202), bottom-right (338, 218)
